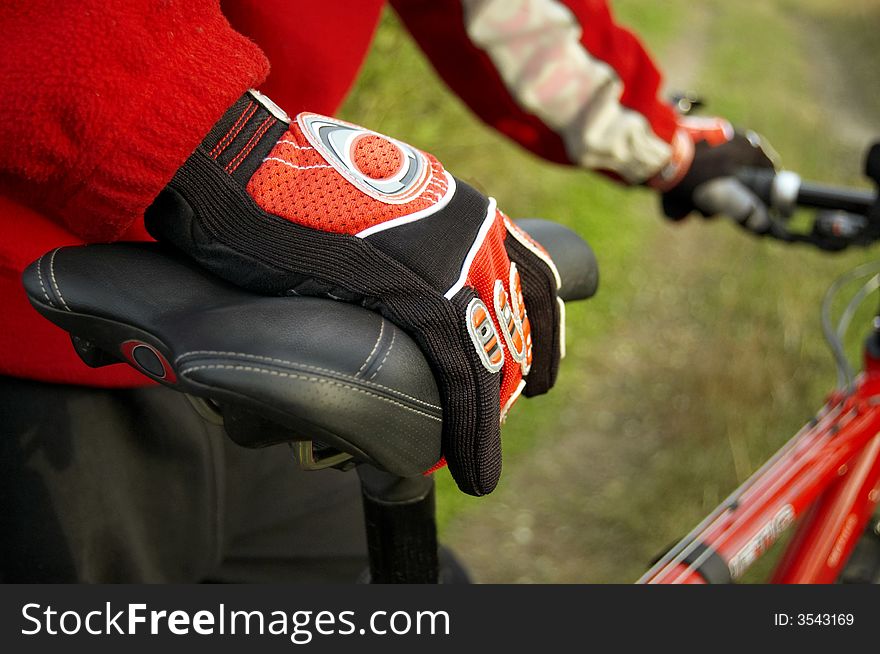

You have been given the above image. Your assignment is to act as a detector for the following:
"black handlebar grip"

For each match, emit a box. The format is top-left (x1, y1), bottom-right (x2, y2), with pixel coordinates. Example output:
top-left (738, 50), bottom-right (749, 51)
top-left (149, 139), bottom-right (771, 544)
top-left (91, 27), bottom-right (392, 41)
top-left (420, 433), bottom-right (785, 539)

top-left (796, 181), bottom-right (876, 216)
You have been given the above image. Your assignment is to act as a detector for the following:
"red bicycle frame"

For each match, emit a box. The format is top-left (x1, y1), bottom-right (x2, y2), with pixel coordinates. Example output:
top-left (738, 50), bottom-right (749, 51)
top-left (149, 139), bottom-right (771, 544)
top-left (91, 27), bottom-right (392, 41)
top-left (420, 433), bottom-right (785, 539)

top-left (640, 340), bottom-right (880, 584)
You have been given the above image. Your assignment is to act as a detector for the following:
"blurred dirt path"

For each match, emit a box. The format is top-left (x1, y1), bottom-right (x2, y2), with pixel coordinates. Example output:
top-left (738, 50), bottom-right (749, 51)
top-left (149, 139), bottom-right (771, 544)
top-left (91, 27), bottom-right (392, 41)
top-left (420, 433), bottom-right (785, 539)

top-left (658, 3), bottom-right (710, 91)
top-left (799, 17), bottom-right (877, 150)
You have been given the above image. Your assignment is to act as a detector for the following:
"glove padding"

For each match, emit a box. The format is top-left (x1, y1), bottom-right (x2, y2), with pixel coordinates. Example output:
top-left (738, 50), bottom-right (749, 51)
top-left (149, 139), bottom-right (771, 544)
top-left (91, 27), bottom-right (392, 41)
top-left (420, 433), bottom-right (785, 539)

top-left (661, 117), bottom-right (777, 234)
top-left (146, 91), bottom-right (563, 496)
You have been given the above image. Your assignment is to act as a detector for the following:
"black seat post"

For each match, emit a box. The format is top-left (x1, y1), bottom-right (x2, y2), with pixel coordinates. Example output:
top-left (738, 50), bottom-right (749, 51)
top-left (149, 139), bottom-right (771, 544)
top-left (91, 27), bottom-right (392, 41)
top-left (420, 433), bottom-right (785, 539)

top-left (357, 465), bottom-right (439, 583)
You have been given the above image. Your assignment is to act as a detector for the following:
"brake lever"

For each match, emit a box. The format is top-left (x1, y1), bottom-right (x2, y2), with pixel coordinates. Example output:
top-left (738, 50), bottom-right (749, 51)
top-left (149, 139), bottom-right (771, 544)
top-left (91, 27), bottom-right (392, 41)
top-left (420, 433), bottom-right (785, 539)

top-left (762, 216), bottom-right (865, 252)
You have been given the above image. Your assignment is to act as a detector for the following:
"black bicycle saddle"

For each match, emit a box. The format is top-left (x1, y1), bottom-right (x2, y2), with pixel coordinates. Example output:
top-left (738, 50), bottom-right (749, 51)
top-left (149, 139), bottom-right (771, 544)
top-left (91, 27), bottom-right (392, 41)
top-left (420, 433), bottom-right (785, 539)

top-left (22, 219), bottom-right (598, 477)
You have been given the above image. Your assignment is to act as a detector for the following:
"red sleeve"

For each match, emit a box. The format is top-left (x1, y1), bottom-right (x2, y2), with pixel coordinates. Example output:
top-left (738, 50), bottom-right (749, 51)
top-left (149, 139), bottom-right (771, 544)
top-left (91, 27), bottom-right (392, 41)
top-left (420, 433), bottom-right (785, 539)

top-left (221, 0), bottom-right (385, 117)
top-left (0, 0), bottom-right (269, 242)
top-left (391, 0), bottom-right (683, 183)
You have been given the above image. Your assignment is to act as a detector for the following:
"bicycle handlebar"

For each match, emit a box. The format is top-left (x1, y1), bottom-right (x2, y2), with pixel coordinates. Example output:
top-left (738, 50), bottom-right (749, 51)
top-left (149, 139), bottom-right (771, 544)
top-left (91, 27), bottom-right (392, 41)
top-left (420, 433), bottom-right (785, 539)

top-left (736, 167), bottom-right (877, 217)
top-left (735, 161), bottom-right (880, 251)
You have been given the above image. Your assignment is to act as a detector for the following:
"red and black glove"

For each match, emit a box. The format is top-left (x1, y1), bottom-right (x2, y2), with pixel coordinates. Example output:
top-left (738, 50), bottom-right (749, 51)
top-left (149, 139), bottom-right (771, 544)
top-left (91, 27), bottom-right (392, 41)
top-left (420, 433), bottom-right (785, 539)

top-left (146, 91), bottom-right (563, 496)
top-left (652, 116), bottom-right (777, 234)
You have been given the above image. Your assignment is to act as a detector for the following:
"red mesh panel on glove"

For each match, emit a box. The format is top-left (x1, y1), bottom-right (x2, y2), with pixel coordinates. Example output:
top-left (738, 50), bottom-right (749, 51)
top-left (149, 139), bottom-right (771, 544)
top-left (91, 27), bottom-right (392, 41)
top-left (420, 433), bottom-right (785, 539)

top-left (247, 122), bottom-right (450, 235)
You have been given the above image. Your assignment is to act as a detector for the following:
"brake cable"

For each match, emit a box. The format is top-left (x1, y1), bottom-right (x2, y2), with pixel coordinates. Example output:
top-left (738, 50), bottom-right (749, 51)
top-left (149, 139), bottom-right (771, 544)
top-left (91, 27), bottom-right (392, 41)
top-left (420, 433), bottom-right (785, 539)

top-left (821, 261), bottom-right (880, 391)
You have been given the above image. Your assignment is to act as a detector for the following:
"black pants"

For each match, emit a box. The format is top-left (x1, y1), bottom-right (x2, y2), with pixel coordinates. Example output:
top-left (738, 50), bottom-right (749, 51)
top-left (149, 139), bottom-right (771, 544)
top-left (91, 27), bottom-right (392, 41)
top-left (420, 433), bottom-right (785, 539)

top-left (0, 377), bottom-right (368, 582)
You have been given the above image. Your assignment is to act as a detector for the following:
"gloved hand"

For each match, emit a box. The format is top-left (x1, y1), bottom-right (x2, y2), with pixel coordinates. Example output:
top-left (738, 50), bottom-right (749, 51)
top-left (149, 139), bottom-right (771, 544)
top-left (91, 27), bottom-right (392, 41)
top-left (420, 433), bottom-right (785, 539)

top-left (145, 90), bottom-right (563, 497)
top-left (653, 116), bottom-right (777, 234)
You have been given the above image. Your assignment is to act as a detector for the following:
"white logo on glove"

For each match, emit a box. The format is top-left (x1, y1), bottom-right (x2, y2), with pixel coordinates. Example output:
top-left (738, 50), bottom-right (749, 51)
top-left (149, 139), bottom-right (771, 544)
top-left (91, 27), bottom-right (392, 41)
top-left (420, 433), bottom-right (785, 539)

top-left (297, 112), bottom-right (431, 204)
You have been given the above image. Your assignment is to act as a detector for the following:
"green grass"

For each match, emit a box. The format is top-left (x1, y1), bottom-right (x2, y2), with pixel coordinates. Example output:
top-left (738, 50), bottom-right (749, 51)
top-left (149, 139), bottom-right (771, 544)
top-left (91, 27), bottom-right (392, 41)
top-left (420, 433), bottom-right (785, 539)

top-left (338, 1), bottom-right (880, 581)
